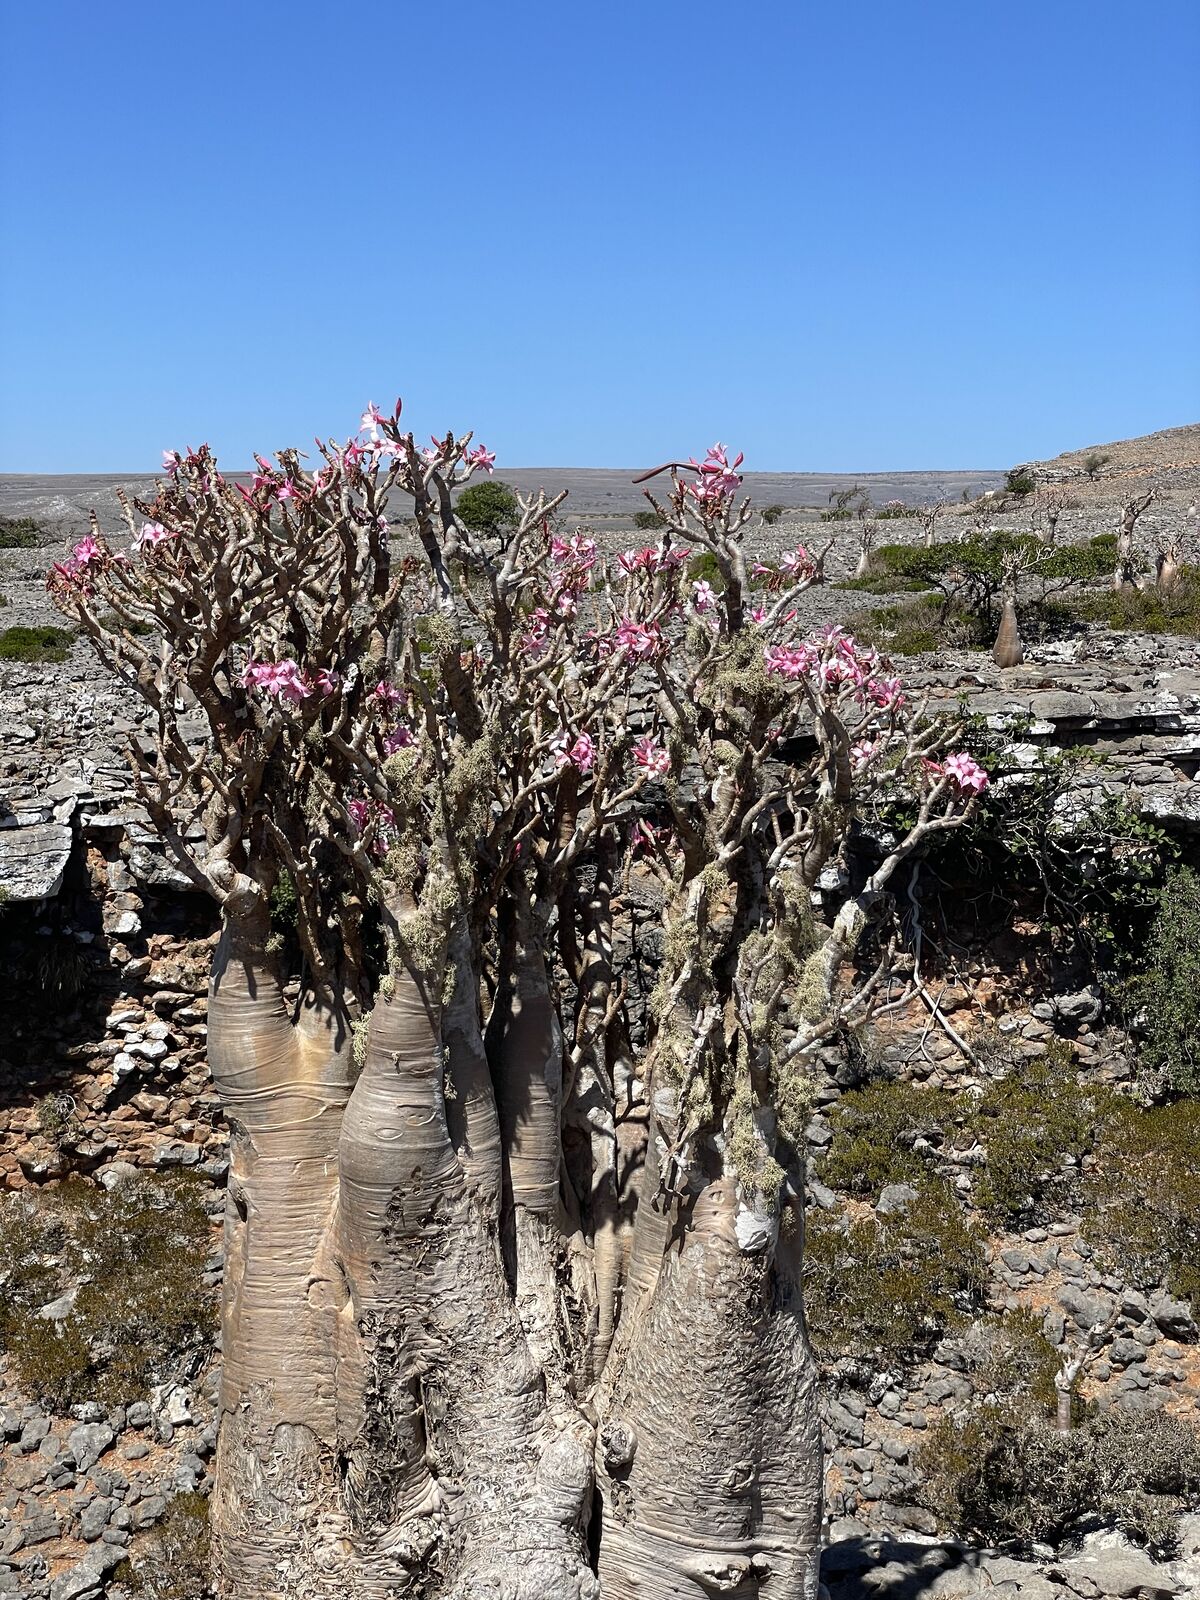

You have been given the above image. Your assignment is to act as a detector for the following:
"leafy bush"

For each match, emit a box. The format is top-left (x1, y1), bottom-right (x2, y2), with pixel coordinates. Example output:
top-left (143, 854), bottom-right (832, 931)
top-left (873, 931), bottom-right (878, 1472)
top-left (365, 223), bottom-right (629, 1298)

top-left (1085, 1097), bottom-right (1200, 1311)
top-left (1004, 466), bottom-right (1037, 497)
top-left (920, 1408), bottom-right (1200, 1553)
top-left (1072, 567), bottom-right (1200, 638)
top-left (0, 624), bottom-right (75, 662)
top-left (804, 1181), bottom-right (986, 1357)
top-left (117, 1491), bottom-right (212, 1598)
top-left (971, 1049), bottom-right (1116, 1221)
top-left (1084, 451), bottom-right (1112, 479)
top-left (850, 594), bottom-right (983, 655)
top-left (1125, 868), bottom-right (1200, 1091)
top-left (454, 480), bottom-right (519, 537)
top-left (914, 752), bottom-right (1177, 968)
top-left (0, 1175), bottom-right (217, 1410)
top-left (761, 504), bottom-right (786, 527)
top-left (819, 1079), bottom-right (955, 1197)
top-left (633, 507), bottom-right (666, 531)
top-left (0, 515), bottom-right (47, 549)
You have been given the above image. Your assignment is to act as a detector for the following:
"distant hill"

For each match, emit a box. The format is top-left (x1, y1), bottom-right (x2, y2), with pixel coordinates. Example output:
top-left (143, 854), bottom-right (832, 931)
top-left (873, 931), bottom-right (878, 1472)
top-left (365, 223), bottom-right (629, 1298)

top-left (1022, 423), bottom-right (1200, 493)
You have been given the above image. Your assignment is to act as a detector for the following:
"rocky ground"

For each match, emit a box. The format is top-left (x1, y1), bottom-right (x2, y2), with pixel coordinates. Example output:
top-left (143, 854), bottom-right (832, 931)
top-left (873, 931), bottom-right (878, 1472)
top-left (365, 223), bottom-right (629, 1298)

top-left (2, 426), bottom-right (1200, 1598)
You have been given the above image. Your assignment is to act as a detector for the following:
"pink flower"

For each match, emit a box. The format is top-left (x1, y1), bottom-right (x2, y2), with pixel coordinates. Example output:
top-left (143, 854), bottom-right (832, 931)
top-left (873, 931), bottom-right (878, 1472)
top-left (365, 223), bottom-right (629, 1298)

top-left (136, 521), bottom-right (177, 550)
top-left (691, 579), bottom-right (717, 613)
top-left (686, 442), bottom-right (745, 509)
top-left (552, 731), bottom-right (596, 774)
top-left (360, 402), bottom-right (385, 437)
top-left (943, 752), bottom-right (989, 795)
top-left (851, 740), bottom-right (879, 772)
top-left (71, 536), bottom-right (102, 568)
top-left (612, 618), bottom-right (662, 661)
top-left (465, 444), bottom-right (496, 473)
top-left (748, 605), bottom-right (768, 625)
top-left (241, 658), bottom-right (310, 704)
top-left (372, 681), bottom-right (404, 706)
top-left (161, 449), bottom-right (179, 476)
top-left (551, 532), bottom-right (597, 569)
top-left (866, 675), bottom-right (904, 711)
top-left (764, 644), bottom-right (813, 680)
top-left (275, 482), bottom-right (296, 503)
top-left (551, 587), bottom-right (578, 619)
top-left (633, 735), bottom-right (671, 776)
top-left (383, 726), bottom-right (416, 755)
top-left (780, 547), bottom-right (814, 580)
top-left (313, 668), bottom-right (340, 696)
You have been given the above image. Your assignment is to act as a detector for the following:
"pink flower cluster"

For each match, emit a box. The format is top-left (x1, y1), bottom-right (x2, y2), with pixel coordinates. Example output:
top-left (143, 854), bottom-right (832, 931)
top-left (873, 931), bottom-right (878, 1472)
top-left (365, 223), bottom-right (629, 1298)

top-left (242, 660), bottom-right (340, 705)
top-left (937, 752), bottom-right (989, 795)
top-left (136, 521), bottom-right (179, 551)
top-left (617, 543), bottom-right (686, 576)
top-left (48, 535), bottom-right (109, 595)
top-left (753, 547), bottom-right (816, 590)
top-left (551, 531), bottom-right (598, 569)
top-left (551, 730), bottom-right (596, 774)
top-left (465, 444), bottom-right (496, 473)
top-left (520, 607), bottom-right (554, 659)
top-left (691, 579), bottom-right (717, 614)
top-left (610, 617), bottom-right (665, 662)
top-left (764, 627), bottom-right (905, 711)
top-left (686, 443), bottom-right (744, 509)
top-left (633, 735), bottom-right (671, 776)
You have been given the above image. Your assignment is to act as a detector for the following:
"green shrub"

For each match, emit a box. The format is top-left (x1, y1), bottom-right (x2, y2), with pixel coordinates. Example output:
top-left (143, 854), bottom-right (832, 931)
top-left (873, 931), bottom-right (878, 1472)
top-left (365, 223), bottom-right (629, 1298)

top-left (1071, 567), bottom-right (1200, 638)
top-left (0, 624), bottom-right (74, 663)
top-left (1004, 466), bottom-right (1037, 497)
top-left (968, 1307), bottom-right (1064, 1419)
top-left (920, 1408), bottom-right (1200, 1553)
top-left (1085, 1097), bottom-right (1200, 1312)
top-left (117, 1491), bottom-right (212, 1598)
top-left (849, 594), bottom-right (983, 655)
top-left (819, 1079), bottom-right (955, 1197)
top-left (761, 504), bottom-right (786, 527)
top-left (0, 515), bottom-right (47, 549)
top-left (971, 1050), bottom-right (1117, 1221)
top-left (913, 755), bottom-right (1177, 970)
top-left (1084, 451), bottom-right (1112, 479)
top-left (633, 507), bottom-right (666, 531)
top-left (836, 570), bottom-right (930, 594)
top-left (454, 480), bottom-right (519, 537)
top-left (804, 1181), bottom-right (986, 1357)
top-left (0, 1175), bottom-right (217, 1411)
top-left (1125, 868), bottom-right (1200, 1091)
top-left (687, 551), bottom-right (722, 588)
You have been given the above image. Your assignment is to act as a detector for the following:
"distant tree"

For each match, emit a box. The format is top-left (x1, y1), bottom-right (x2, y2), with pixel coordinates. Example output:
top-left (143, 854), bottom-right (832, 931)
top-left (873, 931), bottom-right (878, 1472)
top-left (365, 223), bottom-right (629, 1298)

top-left (1004, 466), bottom-right (1037, 498)
top-left (1083, 451), bottom-right (1112, 480)
top-left (455, 478), bottom-right (519, 536)
top-left (633, 507), bottom-right (667, 531)
top-left (1114, 488), bottom-right (1157, 592)
top-left (761, 503), bottom-right (786, 526)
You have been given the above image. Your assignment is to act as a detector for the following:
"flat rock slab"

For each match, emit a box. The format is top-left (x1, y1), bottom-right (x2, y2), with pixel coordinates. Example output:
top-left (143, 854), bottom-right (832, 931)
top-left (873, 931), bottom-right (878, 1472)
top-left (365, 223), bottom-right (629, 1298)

top-left (0, 820), bottom-right (73, 901)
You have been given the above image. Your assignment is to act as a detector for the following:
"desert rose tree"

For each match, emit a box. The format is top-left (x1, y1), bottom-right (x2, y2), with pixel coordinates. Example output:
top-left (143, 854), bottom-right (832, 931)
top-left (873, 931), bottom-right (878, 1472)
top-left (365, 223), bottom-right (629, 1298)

top-left (51, 409), bottom-right (987, 1599)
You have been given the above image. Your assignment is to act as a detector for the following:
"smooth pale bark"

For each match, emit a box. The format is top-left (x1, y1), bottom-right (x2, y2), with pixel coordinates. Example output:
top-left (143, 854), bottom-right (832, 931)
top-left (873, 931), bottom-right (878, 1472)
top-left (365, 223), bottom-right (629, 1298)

top-left (596, 1176), bottom-right (822, 1600)
top-left (207, 917), bottom-right (359, 1597)
top-left (992, 594), bottom-right (1023, 668)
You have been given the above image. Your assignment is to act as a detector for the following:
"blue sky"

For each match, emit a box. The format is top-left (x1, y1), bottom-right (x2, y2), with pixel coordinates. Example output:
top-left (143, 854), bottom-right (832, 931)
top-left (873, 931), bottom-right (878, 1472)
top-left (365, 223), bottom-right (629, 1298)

top-left (1, 1), bottom-right (1196, 473)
